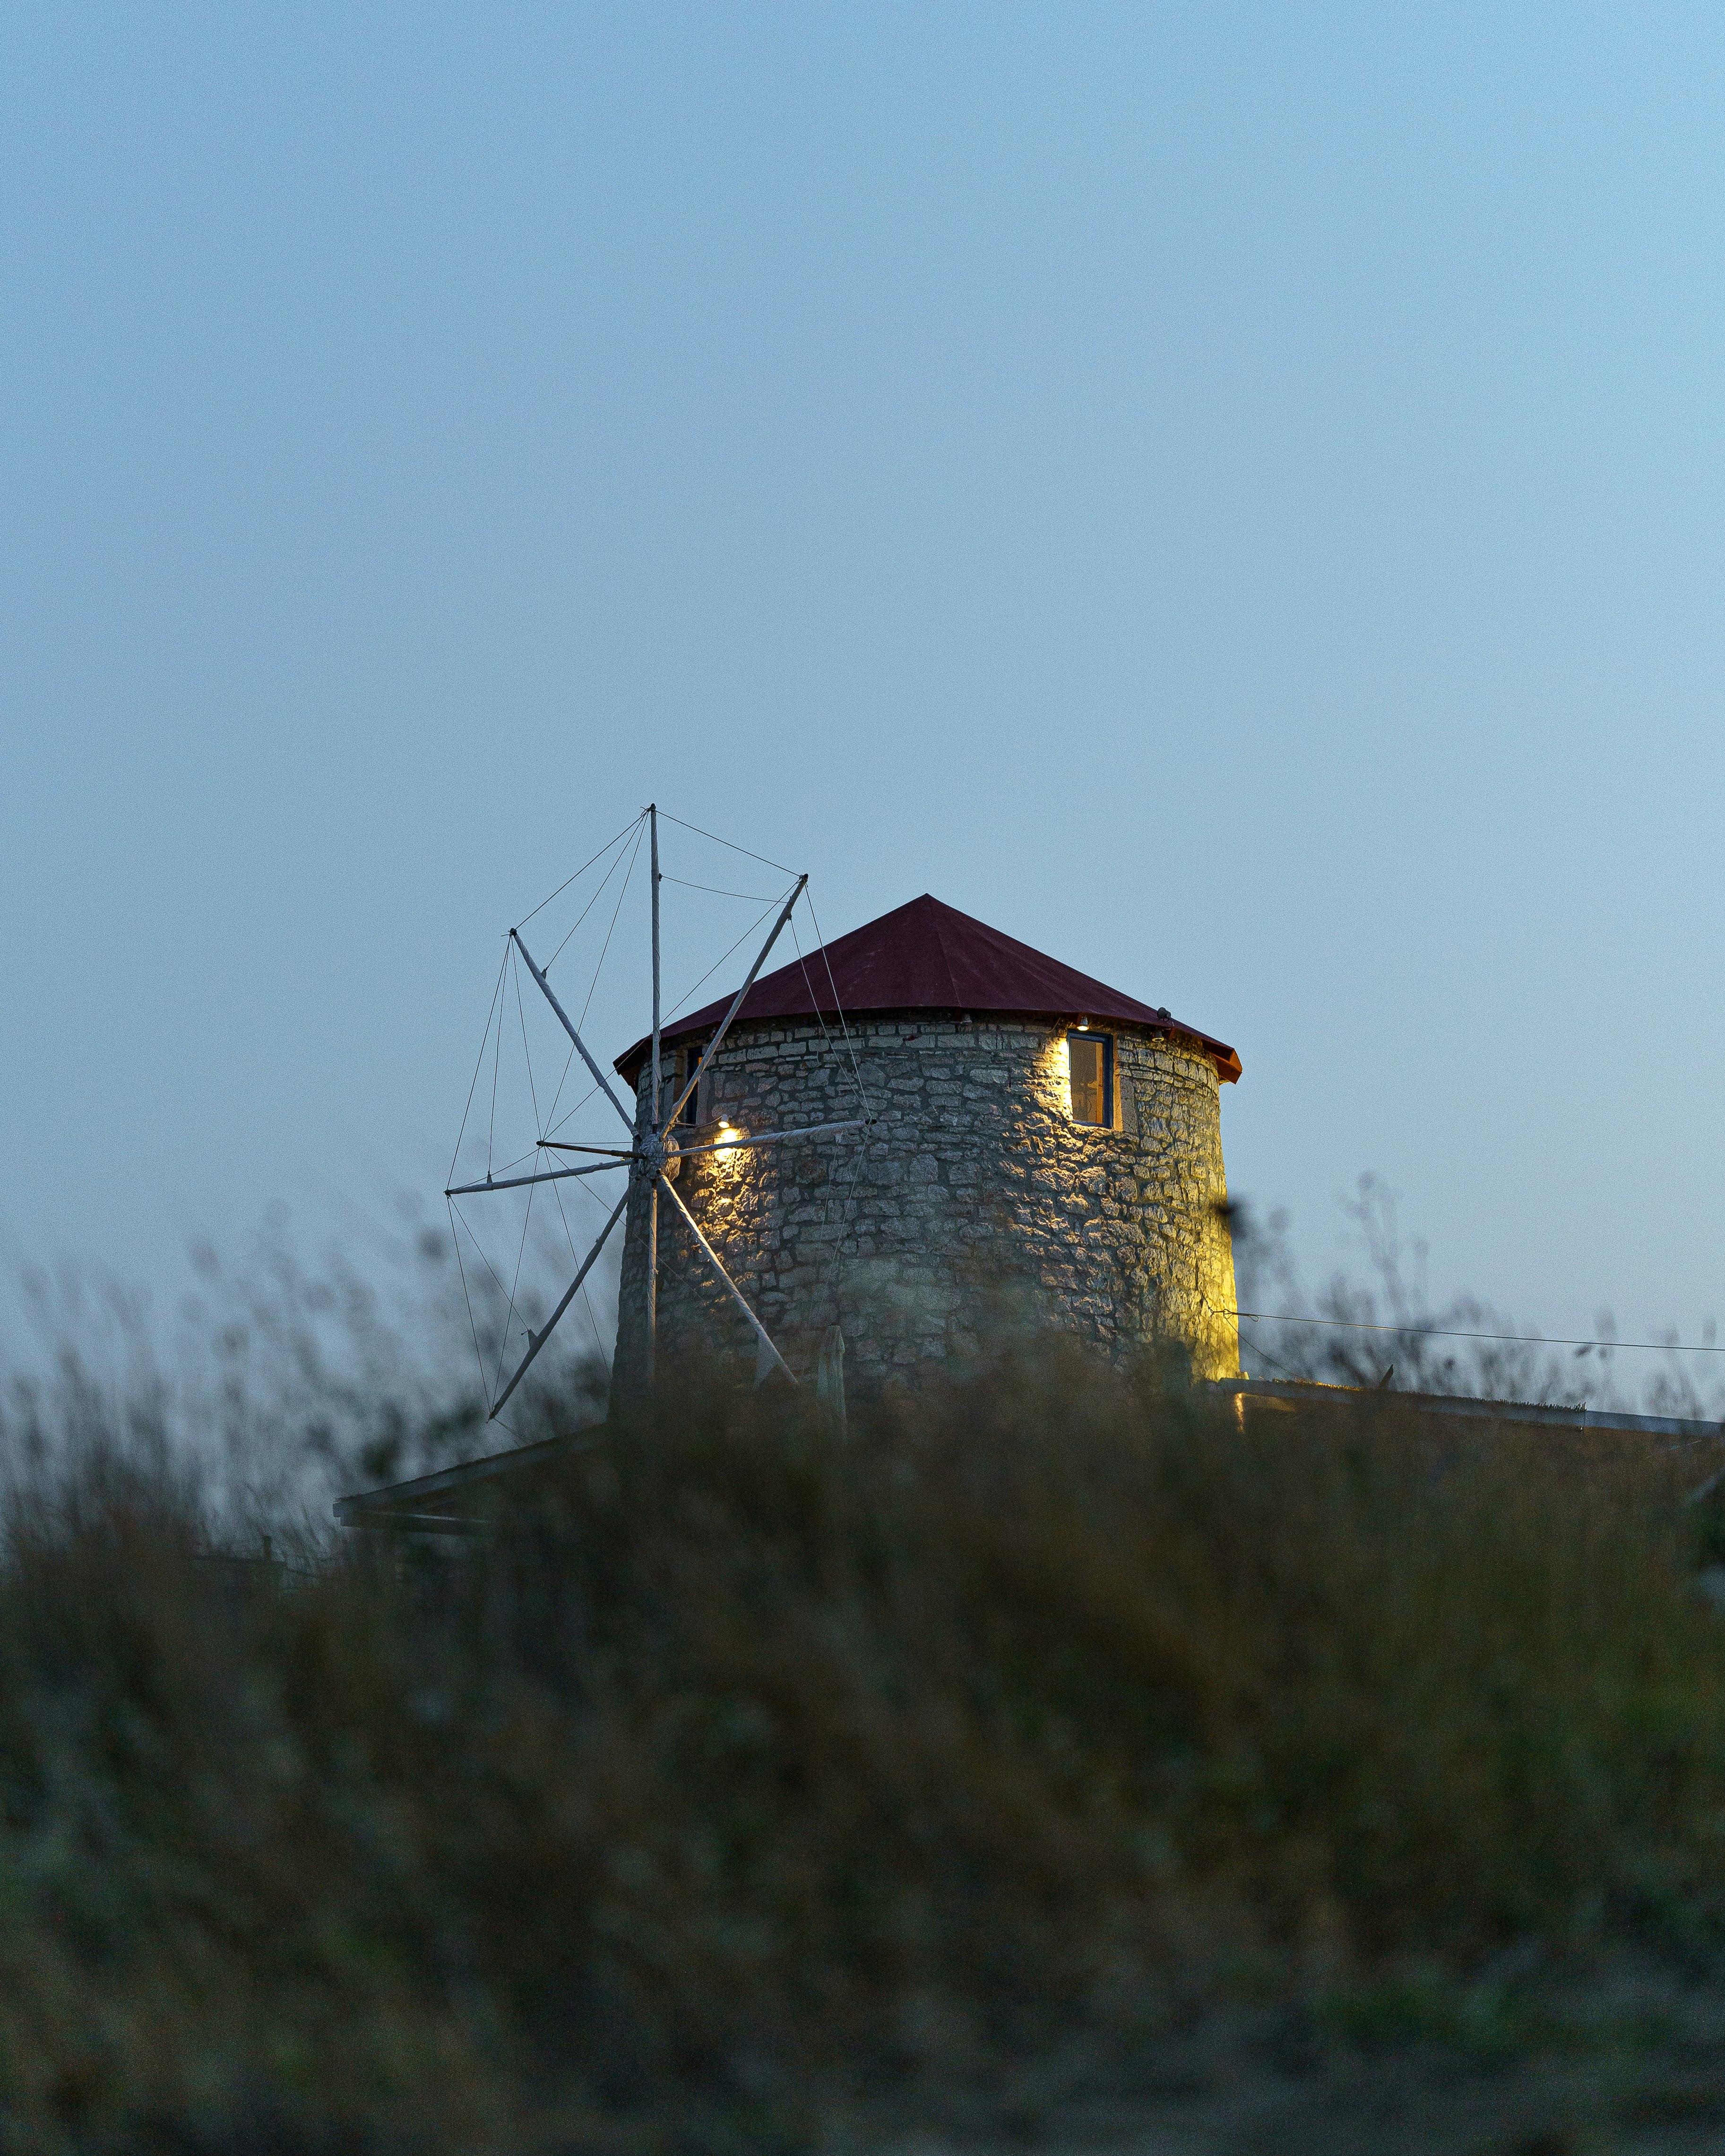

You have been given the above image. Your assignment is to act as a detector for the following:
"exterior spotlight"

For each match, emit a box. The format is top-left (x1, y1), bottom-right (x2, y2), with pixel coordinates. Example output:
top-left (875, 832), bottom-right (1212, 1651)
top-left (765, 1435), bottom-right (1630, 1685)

top-left (1076, 1016), bottom-right (1089, 1030)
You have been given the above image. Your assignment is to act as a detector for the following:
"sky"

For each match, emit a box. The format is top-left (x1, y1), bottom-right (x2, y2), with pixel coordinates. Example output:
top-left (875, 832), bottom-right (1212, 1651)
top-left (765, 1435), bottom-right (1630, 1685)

top-left (6, 2), bottom-right (1725, 1376)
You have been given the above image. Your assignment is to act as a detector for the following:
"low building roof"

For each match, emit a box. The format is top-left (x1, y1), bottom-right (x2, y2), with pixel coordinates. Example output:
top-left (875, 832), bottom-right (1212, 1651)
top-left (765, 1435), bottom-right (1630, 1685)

top-left (617, 893), bottom-right (1241, 1085)
top-left (334, 1386), bottom-right (1716, 1533)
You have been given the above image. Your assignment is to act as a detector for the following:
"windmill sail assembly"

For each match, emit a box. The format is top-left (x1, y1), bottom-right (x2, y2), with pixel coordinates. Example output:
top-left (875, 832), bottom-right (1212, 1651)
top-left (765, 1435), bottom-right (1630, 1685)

top-left (444, 806), bottom-right (870, 1424)
top-left (444, 806), bottom-right (1244, 1432)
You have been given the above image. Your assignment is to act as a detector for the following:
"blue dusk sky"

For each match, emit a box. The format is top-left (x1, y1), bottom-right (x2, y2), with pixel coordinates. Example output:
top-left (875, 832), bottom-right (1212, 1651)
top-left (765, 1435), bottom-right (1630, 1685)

top-left (5, 4), bottom-right (1725, 1370)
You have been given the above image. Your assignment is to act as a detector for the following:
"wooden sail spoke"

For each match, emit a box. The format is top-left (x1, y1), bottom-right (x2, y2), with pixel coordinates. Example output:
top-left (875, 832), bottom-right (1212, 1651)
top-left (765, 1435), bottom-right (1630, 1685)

top-left (488, 1186), bottom-right (630, 1420)
top-left (511, 928), bottom-right (637, 1132)
top-left (446, 1158), bottom-right (628, 1198)
top-left (657, 1169), bottom-right (795, 1384)
top-left (672, 1118), bottom-right (867, 1160)
top-left (662, 873), bottom-right (807, 1130)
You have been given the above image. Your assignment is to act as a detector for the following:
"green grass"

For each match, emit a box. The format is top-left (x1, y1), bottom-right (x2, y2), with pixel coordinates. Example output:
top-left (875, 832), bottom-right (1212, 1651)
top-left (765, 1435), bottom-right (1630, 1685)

top-left (1, 1345), bottom-right (1724, 2149)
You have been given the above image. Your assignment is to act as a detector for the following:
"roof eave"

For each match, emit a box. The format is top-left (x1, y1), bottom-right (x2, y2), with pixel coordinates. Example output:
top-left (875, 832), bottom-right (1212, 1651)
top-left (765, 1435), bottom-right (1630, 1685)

top-left (617, 1008), bottom-right (1242, 1087)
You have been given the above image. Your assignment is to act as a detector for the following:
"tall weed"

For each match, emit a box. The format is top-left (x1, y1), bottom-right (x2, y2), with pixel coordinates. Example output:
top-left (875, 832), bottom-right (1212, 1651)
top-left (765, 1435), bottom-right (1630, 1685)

top-left (0, 1345), bottom-right (1719, 2147)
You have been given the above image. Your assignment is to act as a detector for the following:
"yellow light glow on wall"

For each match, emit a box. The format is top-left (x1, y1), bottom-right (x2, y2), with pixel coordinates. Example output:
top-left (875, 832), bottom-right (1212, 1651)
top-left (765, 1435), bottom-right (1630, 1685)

top-left (704, 1123), bottom-right (748, 1180)
top-left (1039, 1034), bottom-right (1073, 1119)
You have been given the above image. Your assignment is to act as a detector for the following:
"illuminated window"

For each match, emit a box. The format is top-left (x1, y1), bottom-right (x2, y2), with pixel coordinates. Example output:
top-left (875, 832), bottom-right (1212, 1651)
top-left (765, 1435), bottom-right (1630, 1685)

top-left (1068, 1032), bottom-right (1112, 1127)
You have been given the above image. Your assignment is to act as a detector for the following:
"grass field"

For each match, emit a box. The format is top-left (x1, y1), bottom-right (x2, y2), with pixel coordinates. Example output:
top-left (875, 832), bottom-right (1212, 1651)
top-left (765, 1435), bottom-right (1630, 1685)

top-left (4, 1333), bottom-right (1725, 2150)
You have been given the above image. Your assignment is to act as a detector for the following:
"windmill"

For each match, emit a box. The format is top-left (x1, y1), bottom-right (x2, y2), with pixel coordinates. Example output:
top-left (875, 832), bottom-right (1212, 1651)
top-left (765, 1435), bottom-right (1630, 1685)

top-left (443, 806), bottom-right (870, 1422)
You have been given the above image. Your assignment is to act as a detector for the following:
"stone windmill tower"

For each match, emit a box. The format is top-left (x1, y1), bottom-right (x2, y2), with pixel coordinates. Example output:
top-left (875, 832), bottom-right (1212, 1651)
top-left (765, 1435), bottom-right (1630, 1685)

top-left (611, 893), bottom-right (1242, 1399)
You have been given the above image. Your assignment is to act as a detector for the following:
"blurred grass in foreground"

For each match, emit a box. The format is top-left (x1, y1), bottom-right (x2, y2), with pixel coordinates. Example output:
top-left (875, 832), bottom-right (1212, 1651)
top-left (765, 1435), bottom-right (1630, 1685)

top-left (0, 1342), bottom-right (1724, 2150)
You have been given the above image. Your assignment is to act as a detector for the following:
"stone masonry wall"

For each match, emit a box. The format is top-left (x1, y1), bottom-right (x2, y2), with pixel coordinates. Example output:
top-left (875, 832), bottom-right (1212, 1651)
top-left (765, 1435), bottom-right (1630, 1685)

top-left (611, 1014), bottom-right (1239, 1398)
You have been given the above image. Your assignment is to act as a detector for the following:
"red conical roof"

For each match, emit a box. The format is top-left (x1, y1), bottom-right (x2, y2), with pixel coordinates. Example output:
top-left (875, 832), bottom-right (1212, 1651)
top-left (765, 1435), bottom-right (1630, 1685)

top-left (616, 894), bottom-right (1240, 1084)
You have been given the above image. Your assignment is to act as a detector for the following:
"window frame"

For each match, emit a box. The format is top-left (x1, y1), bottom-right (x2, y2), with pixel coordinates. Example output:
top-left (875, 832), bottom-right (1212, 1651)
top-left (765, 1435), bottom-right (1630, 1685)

top-left (1066, 1029), bottom-right (1114, 1130)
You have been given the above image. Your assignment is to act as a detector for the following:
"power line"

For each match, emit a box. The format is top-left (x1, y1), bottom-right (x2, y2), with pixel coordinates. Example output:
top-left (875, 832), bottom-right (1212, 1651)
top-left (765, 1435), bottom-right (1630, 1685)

top-left (1231, 1307), bottom-right (1724, 1356)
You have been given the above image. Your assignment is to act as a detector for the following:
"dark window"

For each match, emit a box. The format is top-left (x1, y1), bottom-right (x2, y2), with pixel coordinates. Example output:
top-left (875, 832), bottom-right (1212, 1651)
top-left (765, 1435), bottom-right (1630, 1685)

top-left (676, 1047), bottom-right (701, 1126)
top-left (657, 1047), bottom-right (702, 1128)
top-left (1068, 1032), bottom-right (1112, 1127)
